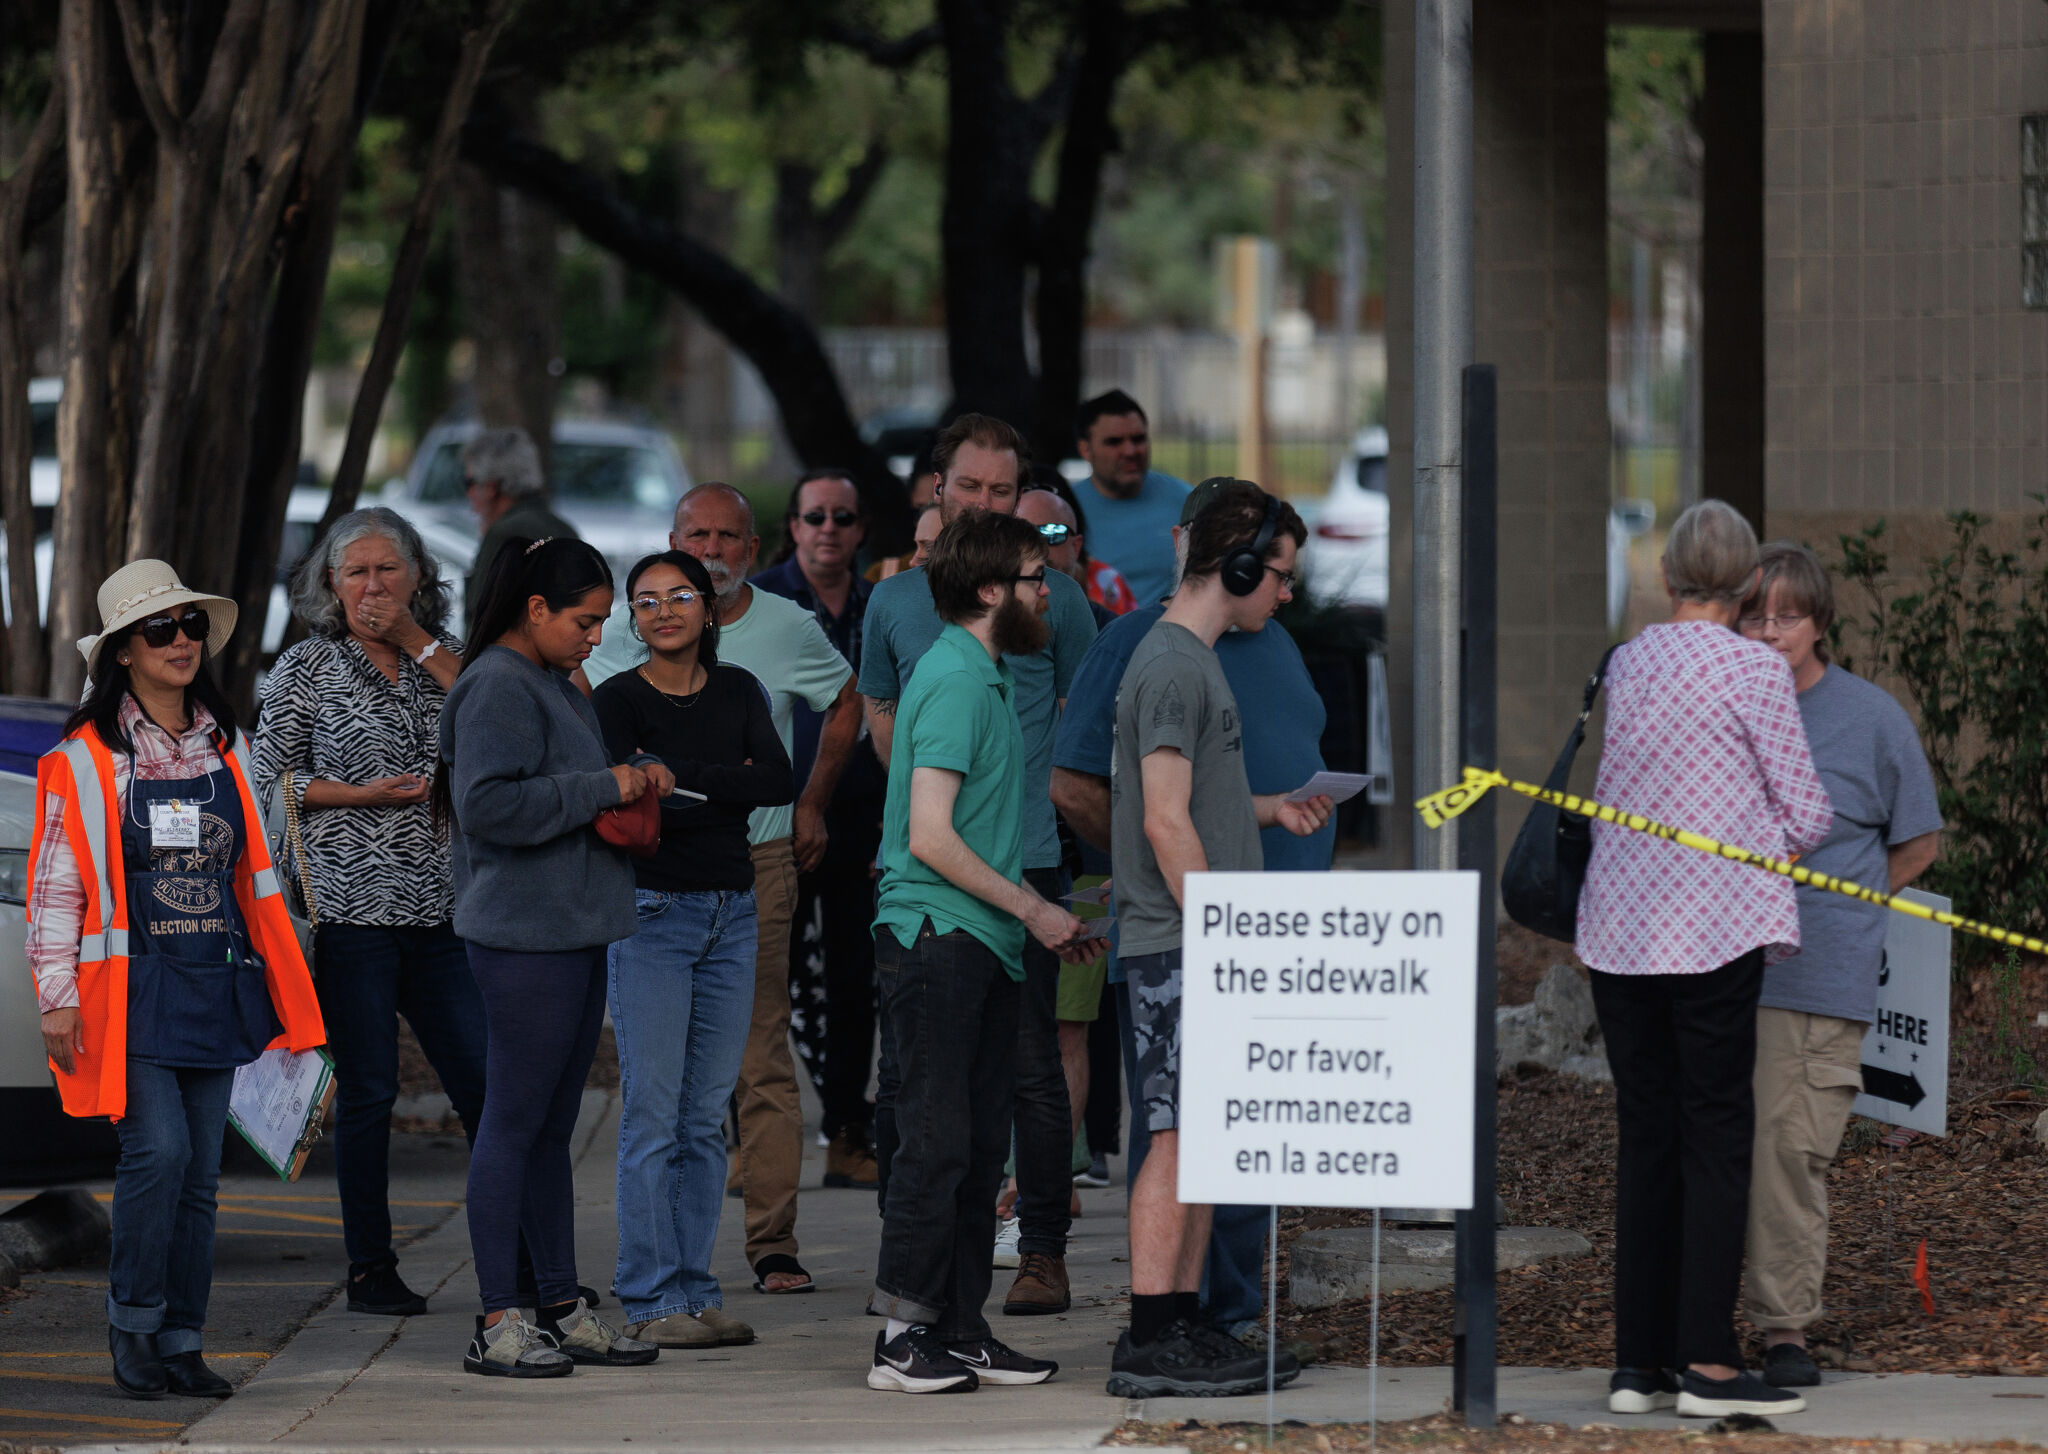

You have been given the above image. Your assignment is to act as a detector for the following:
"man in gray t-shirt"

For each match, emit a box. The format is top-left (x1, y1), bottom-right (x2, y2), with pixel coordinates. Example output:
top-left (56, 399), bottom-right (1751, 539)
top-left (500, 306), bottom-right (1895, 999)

top-left (1104, 480), bottom-right (1331, 1399)
top-left (1738, 547), bottom-right (1942, 1391)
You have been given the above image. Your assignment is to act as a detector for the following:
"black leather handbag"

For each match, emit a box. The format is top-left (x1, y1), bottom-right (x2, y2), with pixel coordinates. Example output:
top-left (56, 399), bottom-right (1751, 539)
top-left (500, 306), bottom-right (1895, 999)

top-left (1500, 645), bottom-right (1618, 944)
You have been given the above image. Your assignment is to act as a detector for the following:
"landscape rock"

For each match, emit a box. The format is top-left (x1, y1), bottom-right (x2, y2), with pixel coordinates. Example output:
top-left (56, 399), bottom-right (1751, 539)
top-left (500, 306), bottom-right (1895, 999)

top-left (2033, 1107), bottom-right (2048, 1148)
top-left (0, 1187), bottom-right (112, 1274)
top-left (1289, 1224), bottom-right (1594, 1308)
top-left (1496, 963), bottom-right (1610, 1081)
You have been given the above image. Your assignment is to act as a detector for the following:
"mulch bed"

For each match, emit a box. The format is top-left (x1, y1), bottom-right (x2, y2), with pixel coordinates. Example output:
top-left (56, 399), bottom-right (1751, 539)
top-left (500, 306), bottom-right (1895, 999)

top-left (1108, 1411), bottom-right (2048, 1453)
top-left (1276, 944), bottom-right (2048, 1377)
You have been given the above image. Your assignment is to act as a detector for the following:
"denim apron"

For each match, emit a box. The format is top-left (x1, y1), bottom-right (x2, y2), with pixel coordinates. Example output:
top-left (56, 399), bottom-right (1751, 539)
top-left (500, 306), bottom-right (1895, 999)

top-left (122, 764), bottom-right (281, 1068)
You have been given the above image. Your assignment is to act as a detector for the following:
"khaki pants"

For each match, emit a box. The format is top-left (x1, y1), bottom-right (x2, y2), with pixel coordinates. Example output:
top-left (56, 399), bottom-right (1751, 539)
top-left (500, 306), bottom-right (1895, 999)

top-left (1743, 1006), bottom-right (1866, 1331)
top-left (733, 837), bottom-right (802, 1267)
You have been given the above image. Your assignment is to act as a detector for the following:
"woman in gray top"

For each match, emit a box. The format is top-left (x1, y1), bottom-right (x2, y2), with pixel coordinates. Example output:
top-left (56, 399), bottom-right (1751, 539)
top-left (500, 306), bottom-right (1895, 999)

top-left (1737, 543), bottom-right (1941, 1389)
top-left (437, 536), bottom-right (670, 1380)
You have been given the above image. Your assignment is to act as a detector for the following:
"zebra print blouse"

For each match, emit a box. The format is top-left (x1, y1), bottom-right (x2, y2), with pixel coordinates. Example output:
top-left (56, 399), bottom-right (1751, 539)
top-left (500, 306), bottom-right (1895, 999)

top-left (254, 632), bottom-right (463, 927)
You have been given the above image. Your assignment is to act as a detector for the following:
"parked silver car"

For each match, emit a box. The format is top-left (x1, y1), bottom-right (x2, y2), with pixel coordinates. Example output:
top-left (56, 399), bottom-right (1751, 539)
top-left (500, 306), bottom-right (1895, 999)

top-left (1300, 426), bottom-right (1391, 613)
top-left (380, 418), bottom-right (693, 632)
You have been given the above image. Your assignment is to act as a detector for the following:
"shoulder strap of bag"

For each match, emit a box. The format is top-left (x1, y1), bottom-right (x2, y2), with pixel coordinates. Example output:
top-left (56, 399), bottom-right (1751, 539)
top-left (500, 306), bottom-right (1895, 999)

top-left (1540, 643), bottom-right (1621, 792)
top-left (280, 768), bottom-right (319, 928)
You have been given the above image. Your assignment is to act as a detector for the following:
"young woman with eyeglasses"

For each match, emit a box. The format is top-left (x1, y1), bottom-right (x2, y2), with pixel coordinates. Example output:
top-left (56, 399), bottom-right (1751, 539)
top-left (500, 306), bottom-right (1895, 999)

top-left (29, 561), bottom-right (325, 1401)
top-left (590, 551), bottom-right (793, 1350)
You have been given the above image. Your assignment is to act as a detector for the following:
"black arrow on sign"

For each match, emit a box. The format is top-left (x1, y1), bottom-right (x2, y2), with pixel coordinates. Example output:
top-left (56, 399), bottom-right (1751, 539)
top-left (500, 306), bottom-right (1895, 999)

top-left (1860, 1064), bottom-right (1926, 1109)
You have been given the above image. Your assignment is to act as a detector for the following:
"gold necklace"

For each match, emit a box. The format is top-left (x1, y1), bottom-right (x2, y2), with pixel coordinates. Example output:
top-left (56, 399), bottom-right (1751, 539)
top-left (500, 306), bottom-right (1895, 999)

top-left (637, 662), bottom-right (705, 709)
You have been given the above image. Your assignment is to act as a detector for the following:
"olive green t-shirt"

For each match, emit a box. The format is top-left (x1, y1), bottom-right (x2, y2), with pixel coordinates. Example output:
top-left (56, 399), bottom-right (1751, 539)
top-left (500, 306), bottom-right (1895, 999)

top-left (873, 624), bottom-right (1026, 974)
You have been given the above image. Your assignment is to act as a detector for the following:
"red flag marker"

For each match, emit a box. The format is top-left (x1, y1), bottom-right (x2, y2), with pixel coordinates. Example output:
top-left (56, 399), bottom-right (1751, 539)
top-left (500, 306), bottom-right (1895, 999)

top-left (1912, 1237), bottom-right (1935, 1314)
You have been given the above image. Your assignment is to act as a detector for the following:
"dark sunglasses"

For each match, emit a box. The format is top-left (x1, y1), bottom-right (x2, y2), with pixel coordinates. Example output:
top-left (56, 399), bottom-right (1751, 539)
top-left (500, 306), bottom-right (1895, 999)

top-left (136, 609), bottom-right (209, 649)
top-left (1034, 523), bottom-right (1072, 546)
top-left (801, 508), bottom-right (859, 528)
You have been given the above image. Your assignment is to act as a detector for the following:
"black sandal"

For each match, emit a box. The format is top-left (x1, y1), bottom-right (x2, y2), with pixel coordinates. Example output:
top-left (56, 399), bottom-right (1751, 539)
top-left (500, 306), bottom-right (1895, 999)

top-left (751, 1254), bottom-right (815, 1294)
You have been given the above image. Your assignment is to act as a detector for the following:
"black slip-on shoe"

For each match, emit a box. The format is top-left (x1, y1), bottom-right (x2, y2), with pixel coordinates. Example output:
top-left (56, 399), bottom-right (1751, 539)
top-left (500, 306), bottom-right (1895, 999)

top-left (868, 1326), bottom-right (979, 1393)
top-left (1608, 1366), bottom-right (1680, 1413)
top-left (347, 1259), bottom-right (429, 1316)
top-left (1677, 1368), bottom-right (1806, 1418)
top-left (1762, 1343), bottom-right (1822, 1387)
top-left (161, 1351), bottom-right (233, 1397)
top-left (109, 1325), bottom-right (167, 1400)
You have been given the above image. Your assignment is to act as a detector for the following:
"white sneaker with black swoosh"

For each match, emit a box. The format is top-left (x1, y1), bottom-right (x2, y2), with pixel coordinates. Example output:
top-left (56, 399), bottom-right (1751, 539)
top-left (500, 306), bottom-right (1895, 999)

top-left (867, 1326), bottom-right (979, 1393)
top-left (945, 1336), bottom-right (1058, 1386)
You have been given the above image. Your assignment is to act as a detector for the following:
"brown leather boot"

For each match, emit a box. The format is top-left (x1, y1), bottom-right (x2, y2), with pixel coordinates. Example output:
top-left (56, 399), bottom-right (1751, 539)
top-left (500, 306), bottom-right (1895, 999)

top-left (824, 1129), bottom-right (879, 1188)
top-left (1002, 1251), bottom-right (1071, 1315)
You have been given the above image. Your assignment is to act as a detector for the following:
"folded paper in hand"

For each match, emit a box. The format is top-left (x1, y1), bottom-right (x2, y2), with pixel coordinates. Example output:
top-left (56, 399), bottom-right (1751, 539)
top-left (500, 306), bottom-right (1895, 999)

top-left (1284, 771), bottom-right (1375, 806)
top-left (1062, 881), bottom-right (1113, 907)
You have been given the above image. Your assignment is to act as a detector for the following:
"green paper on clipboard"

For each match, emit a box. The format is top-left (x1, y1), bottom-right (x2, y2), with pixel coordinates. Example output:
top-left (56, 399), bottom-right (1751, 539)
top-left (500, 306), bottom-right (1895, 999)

top-left (229, 1047), bottom-right (337, 1182)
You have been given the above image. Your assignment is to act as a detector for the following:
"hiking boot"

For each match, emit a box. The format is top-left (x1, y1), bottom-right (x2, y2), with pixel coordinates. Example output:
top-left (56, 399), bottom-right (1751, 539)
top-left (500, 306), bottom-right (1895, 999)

top-left (691, 1306), bottom-right (756, 1345)
top-left (1762, 1343), bottom-right (1821, 1388)
top-left (1003, 1252), bottom-right (1071, 1315)
top-left (1676, 1368), bottom-right (1806, 1418)
top-left (1105, 1318), bottom-right (1268, 1398)
top-left (536, 1299), bottom-right (659, 1366)
top-left (463, 1310), bottom-right (573, 1379)
top-left (625, 1312), bottom-right (720, 1348)
top-left (824, 1129), bottom-right (880, 1188)
top-left (946, 1336), bottom-right (1058, 1385)
top-left (1219, 1322), bottom-right (1303, 1386)
top-left (992, 1216), bottom-right (1022, 1269)
top-left (867, 1325), bottom-right (979, 1393)
top-left (1608, 1367), bottom-right (1680, 1413)
top-left (347, 1258), bottom-right (428, 1316)
top-left (1074, 1153), bottom-right (1111, 1188)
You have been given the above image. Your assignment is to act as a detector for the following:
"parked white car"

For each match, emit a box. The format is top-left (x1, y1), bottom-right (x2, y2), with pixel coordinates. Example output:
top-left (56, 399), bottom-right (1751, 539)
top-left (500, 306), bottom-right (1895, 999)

top-left (381, 418), bottom-right (693, 635)
top-left (1301, 426), bottom-right (1391, 612)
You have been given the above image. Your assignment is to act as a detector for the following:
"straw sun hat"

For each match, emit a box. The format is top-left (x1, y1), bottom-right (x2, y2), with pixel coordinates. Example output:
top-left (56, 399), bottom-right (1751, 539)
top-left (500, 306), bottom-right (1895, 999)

top-left (77, 560), bottom-right (238, 678)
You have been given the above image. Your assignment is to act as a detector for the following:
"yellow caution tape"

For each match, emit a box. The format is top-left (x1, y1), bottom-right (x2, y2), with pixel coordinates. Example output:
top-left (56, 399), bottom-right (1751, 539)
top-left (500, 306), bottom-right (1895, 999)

top-left (1416, 765), bottom-right (2047, 957)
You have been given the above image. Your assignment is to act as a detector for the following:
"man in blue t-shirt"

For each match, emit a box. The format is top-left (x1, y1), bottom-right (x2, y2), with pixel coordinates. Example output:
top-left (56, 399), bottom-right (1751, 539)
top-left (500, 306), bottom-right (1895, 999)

top-left (1049, 477), bottom-right (1334, 1353)
top-left (1074, 390), bottom-right (1190, 609)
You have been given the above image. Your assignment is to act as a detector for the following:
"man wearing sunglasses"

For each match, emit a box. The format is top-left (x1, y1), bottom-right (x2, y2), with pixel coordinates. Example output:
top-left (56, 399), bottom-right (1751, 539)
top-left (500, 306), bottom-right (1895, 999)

top-left (753, 471), bottom-right (888, 1191)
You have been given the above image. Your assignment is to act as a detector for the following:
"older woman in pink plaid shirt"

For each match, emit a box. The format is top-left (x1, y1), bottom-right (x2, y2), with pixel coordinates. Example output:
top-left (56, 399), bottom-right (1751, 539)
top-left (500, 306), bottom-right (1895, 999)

top-left (1578, 501), bottom-right (1832, 1423)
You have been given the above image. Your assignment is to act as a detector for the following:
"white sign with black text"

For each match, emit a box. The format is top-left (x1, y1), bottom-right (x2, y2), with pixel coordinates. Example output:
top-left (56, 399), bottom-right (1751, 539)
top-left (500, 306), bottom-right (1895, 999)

top-left (1851, 887), bottom-right (1950, 1137)
top-left (1177, 871), bottom-right (1479, 1209)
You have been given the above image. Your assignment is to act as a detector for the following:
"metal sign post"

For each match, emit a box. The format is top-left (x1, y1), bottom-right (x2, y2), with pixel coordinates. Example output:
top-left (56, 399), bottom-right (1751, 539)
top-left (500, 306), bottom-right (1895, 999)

top-left (1452, 364), bottom-right (1498, 1425)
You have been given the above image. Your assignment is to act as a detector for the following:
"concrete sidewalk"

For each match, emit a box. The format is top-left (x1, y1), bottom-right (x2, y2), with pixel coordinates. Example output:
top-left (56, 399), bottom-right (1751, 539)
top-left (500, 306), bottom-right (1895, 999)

top-left (72, 1091), bottom-right (2048, 1453)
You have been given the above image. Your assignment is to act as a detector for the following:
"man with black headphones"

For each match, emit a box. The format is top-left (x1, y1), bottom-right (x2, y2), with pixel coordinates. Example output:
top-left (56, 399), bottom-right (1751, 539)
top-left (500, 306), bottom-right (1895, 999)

top-left (1106, 478), bottom-right (1333, 1397)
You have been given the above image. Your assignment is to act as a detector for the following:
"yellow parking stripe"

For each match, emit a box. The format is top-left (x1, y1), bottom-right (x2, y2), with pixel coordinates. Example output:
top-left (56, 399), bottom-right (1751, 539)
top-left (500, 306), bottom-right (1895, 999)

top-left (0, 1405), bottom-right (183, 1429)
top-left (0, 1351), bottom-right (268, 1360)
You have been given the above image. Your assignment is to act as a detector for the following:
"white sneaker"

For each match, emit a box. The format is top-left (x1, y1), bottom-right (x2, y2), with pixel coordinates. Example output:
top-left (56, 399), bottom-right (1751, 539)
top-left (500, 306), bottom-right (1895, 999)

top-left (992, 1216), bottom-right (1022, 1269)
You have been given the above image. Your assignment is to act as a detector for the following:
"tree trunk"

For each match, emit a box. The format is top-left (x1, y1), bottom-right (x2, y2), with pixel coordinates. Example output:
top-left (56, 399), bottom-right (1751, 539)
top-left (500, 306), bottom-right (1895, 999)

top-left (1032, 0), bottom-right (1127, 468)
top-left (936, 0), bottom-right (1039, 431)
top-left (50, 0), bottom-right (124, 703)
top-left (462, 127), bottom-right (913, 551)
top-left (454, 152), bottom-right (559, 473)
top-left (0, 80), bottom-right (64, 696)
top-left (679, 155), bottom-right (737, 483)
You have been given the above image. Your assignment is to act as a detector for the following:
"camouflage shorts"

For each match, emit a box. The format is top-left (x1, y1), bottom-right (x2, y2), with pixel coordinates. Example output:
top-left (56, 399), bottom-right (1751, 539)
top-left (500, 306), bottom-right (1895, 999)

top-left (1124, 948), bottom-right (1184, 1132)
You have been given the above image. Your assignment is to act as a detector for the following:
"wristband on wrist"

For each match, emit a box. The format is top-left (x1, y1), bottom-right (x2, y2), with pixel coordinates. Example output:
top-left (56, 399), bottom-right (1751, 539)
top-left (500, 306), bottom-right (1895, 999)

top-left (415, 640), bottom-right (439, 665)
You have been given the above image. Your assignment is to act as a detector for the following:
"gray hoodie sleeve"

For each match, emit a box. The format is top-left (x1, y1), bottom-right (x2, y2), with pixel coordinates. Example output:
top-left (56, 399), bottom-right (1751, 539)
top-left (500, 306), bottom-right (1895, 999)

top-left (450, 670), bottom-right (623, 846)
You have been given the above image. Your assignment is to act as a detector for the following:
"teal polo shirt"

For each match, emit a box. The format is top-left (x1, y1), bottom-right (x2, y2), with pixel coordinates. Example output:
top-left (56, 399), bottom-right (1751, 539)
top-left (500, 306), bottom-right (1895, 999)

top-left (873, 623), bottom-right (1026, 974)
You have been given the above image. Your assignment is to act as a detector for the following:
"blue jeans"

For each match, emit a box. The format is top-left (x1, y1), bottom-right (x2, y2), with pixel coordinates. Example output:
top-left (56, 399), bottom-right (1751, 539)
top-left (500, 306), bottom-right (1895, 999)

top-left (108, 1061), bottom-right (235, 1355)
top-left (1115, 981), bottom-right (1265, 1328)
top-left (609, 888), bottom-right (758, 1321)
top-left (313, 921), bottom-right (488, 1269)
top-left (465, 943), bottom-right (608, 1314)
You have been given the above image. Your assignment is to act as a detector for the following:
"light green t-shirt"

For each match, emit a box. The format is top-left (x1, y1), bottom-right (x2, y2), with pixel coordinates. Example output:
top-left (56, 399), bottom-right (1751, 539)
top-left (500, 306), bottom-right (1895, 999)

top-left (585, 585), bottom-right (851, 844)
top-left (873, 624), bottom-right (1026, 974)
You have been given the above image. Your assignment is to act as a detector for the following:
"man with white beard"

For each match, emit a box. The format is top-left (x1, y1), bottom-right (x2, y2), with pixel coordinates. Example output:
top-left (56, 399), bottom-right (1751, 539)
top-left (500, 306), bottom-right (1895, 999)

top-left (582, 483), bottom-right (859, 1302)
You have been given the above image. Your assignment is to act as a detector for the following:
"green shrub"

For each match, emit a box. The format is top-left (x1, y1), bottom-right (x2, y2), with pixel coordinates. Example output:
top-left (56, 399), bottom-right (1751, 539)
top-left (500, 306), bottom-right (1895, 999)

top-left (1834, 511), bottom-right (2048, 967)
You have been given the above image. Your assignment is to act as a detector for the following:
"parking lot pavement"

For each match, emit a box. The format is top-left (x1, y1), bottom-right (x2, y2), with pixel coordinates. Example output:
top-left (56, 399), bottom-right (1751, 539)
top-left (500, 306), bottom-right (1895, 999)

top-left (0, 1124), bottom-right (474, 1449)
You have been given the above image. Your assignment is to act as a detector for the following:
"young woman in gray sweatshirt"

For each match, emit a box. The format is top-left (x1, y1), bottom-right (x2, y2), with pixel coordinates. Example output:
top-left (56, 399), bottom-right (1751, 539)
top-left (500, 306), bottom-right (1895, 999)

top-left (437, 536), bottom-right (669, 1380)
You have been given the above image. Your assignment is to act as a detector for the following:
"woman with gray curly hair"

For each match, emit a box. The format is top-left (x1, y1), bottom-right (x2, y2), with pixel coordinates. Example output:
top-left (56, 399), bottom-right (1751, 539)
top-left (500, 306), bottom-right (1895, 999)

top-left (254, 507), bottom-right (481, 1318)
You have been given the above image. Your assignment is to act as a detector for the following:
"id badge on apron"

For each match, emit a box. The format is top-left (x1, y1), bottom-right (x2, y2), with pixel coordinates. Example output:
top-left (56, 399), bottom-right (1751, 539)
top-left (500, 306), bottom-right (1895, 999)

top-left (150, 799), bottom-right (201, 850)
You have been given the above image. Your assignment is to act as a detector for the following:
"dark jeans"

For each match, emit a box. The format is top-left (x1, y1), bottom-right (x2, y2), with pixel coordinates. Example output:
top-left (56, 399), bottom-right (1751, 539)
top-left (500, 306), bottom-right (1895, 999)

top-left (1590, 949), bottom-right (1765, 1372)
top-left (314, 921), bottom-right (488, 1269)
top-left (786, 861), bottom-right (879, 1142)
top-left (464, 943), bottom-right (608, 1313)
top-left (1116, 979), bottom-right (1266, 1328)
top-left (1013, 866), bottom-right (1072, 1258)
top-left (869, 920), bottom-right (1019, 1339)
top-left (107, 1061), bottom-right (234, 1356)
